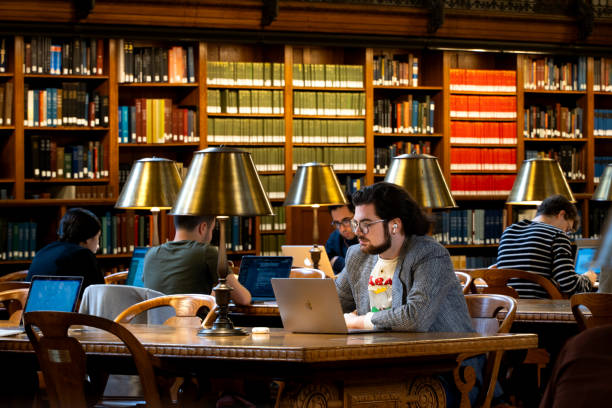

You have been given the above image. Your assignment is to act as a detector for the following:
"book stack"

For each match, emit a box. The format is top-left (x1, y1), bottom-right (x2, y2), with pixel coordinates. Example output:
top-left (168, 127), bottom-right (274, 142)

top-left (210, 216), bottom-right (256, 252)
top-left (450, 174), bottom-right (516, 196)
top-left (293, 91), bottom-right (365, 116)
top-left (260, 206), bottom-right (286, 232)
top-left (450, 148), bottom-right (517, 171)
top-left (525, 147), bottom-right (585, 181)
top-left (593, 57), bottom-right (612, 92)
top-left (0, 81), bottom-right (13, 126)
top-left (449, 69), bottom-right (516, 92)
top-left (259, 175), bottom-right (285, 200)
top-left (374, 141), bottom-right (431, 175)
top-left (450, 122), bottom-right (516, 144)
top-left (28, 136), bottom-right (107, 179)
top-left (523, 104), bottom-right (583, 139)
top-left (292, 147), bottom-right (366, 172)
top-left (594, 109), bottom-right (612, 136)
top-left (293, 119), bottom-right (365, 144)
top-left (118, 41), bottom-right (195, 84)
top-left (293, 63), bottom-right (363, 88)
top-left (523, 56), bottom-right (587, 91)
top-left (450, 95), bottom-right (517, 119)
top-left (261, 234), bottom-right (286, 256)
top-left (23, 37), bottom-right (104, 76)
top-left (207, 61), bottom-right (285, 86)
top-left (432, 208), bottom-right (505, 246)
top-left (373, 96), bottom-right (435, 134)
top-left (207, 117), bottom-right (285, 143)
top-left (207, 89), bottom-right (284, 114)
top-left (0, 219), bottom-right (37, 260)
top-left (372, 53), bottom-right (419, 86)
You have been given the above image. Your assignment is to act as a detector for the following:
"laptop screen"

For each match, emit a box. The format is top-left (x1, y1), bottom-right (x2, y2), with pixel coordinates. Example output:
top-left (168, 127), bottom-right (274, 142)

top-left (575, 246), bottom-right (601, 275)
top-left (238, 256), bottom-right (293, 302)
top-left (24, 275), bottom-right (83, 314)
top-left (125, 247), bottom-right (149, 287)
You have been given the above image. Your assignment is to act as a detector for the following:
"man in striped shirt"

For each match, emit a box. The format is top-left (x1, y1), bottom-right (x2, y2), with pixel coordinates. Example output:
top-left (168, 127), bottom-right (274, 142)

top-left (496, 195), bottom-right (596, 298)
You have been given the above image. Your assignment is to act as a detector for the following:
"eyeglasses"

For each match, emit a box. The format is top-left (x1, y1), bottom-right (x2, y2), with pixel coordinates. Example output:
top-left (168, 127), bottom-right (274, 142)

top-left (331, 218), bottom-right (352, 229)
top-left (350, 219), bottom-right (386, 234)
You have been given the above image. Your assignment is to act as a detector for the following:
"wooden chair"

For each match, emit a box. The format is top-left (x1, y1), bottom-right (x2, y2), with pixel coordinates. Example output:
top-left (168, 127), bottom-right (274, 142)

top-left (462, 294), bottom-right (517, 408)
top-left (104, 270), bottom-right (128, 285)
top-left (115, 293), bottom-right (217, 328)
top-left (455, 271), bottom-right (472, 295)
top-left (0, 288), bottom-right (29, 324)
top-left (461, 268), bottom-right (564, 299)
top-left (0, 270), bottom-right (28, 282)
top-left (23, 311), bottom-right (164, 408)
top-left (0, 282), bottom-right (30, 321)
top-left (289, 267), bottom-right (326, 279)
top-left (570, 293), bottom-right (612, 331)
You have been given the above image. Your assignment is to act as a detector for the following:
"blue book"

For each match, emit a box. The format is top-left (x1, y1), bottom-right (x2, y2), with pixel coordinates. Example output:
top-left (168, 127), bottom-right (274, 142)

top-left (29, 221), bottom-right (37, 258)
top-left (118, 106), bottom-right (123, 143)
top-left (121, 105), bottom-right (129, 143)
top-left (33, 90), bottom-right (39, 126)
top-left (231, 216), bottom-right (240, 251)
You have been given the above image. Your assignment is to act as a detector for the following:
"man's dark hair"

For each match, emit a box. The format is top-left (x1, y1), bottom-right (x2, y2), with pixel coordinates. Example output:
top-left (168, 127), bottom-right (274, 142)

top-left (352, 182), bottom-right (432, 236)
top-left (328, 191), bottom-right (355, 214)
top-left (174, 215), bottom-right (216, 231)
top-left (58, 208), bottom-right (101, 244)
top-left (536, 195), bottom-right (578, 219)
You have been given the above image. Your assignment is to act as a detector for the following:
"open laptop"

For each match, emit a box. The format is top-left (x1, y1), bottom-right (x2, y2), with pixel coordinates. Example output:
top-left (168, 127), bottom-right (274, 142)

top-left (281, 245), bottom-right (334, 278)
top-left (0, 275), bottom-right (84, 336)
top-left (237, 256), bottom-right (293, 303)
top-left (574, 238), bottom-right (601, 276)
top-left (271, 278), bottom-right (384, 334)
top-left (125, 247), bottom-right (149, 287)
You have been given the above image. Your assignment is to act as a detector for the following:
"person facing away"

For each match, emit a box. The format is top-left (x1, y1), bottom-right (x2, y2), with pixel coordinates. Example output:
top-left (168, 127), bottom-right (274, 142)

top-left (27, 207), bottom-right (104, 293)
top-left (496, 194), bottom-right (596, 299)
top-left (325, 201), bottom-right (359, 275)
top-left (143, 215), bottom-right (251, 305)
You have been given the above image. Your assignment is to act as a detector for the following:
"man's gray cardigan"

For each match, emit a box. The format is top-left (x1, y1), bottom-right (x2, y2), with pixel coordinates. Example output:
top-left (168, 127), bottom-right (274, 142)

top-left (335, 234), bottom-right (474, 332)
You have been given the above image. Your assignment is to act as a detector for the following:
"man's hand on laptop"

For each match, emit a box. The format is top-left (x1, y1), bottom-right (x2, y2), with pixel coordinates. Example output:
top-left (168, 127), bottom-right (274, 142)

top-left (344, 310), bottom-right (374, 330)
top-left (585, 270), bottom-right (598, 285)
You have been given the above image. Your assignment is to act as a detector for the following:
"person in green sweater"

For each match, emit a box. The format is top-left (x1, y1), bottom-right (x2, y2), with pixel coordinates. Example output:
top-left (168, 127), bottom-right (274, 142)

top-left (143, 215), bottom-right (251, 305)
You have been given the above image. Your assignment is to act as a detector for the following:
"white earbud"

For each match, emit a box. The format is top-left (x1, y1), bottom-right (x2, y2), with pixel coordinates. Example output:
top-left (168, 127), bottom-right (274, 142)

top-left (392, 223), bottom-right (398, 233)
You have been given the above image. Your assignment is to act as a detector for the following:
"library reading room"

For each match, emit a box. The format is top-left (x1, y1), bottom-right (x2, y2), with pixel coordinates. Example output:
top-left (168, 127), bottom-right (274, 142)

top-left (1, 1), bottom-right (612, 407)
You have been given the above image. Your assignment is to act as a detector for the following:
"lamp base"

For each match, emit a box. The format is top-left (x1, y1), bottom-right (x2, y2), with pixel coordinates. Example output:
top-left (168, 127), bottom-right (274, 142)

top-left (198, 326), bottom-right (248, 336)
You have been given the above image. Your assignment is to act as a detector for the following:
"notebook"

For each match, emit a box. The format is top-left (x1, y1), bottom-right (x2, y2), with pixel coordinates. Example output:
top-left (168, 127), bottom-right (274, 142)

top-left (0, 275), bottom-right (84, 336)
top-left (125, 247), bottom-right (149, 287)
top-left (237, 256), bottom-right (293, 303)
top-left (271, 278), bottom-right (384, 334)
top-left (281, 245), bottom-right (334, 278)
top-left (574, 238), bottom-right (601, 275)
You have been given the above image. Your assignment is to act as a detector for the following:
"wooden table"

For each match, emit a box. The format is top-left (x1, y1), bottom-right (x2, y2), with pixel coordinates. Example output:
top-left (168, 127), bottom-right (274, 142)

top-left (0, 325), bottom-right (537, 408)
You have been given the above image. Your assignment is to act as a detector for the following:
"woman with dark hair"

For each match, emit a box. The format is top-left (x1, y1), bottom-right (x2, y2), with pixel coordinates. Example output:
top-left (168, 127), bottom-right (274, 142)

top-left (27, 208), bottom-right (104, 291)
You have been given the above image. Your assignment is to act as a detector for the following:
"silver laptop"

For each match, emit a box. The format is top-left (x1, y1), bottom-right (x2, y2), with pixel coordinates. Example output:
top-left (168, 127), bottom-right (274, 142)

top-left (281, 245), bottom-right (335, 277)
top-left (271, 278), bottom-right (383, 334)
top-left (574, 238), bottom-right (601, 276)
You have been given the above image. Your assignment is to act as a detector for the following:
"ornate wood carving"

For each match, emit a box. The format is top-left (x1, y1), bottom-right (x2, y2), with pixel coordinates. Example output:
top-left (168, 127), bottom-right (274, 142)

top-left (279, 381), bottom-right (342, 408)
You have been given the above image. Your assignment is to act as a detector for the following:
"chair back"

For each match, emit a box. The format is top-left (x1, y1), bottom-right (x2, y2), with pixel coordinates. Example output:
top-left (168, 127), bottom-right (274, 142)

top-left (289, 268), bottom-right (326, 279)
top-left (23, 311), bottom-right (163, 408)
top-left (463, 294), bottom-right (517, 408)
top-left (0, 270), bottom-right (28, 282)
top-left (570, 293), bottom-right (612, 331)
top-left (461, 268), bottom-right (563, 299)
top-left (104, 270), bottom-right (128, 285)
top-left (454, 271), bottom-right (472, 295)
top-left (0, 288), bottom-right (30, 324)
top-left (0, 281), bottom-right (30, 291)
top-left (114, 294), bottom-right (217, 328)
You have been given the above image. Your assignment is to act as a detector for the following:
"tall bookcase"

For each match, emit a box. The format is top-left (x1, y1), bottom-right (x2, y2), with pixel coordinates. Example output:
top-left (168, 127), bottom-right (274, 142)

top-left (0, 32), bottom-right (611, 274)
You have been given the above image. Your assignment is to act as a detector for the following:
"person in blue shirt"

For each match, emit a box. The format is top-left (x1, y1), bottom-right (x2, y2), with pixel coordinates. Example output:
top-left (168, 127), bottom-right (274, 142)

top-left (325, 201), bottom-right (359, 275)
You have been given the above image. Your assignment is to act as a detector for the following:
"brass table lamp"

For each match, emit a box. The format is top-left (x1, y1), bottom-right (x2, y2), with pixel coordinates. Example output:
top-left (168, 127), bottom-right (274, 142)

top-left (384, 153), bottom-right (456, 209)
top-left (284, 162), bottom-right (347, 270)
top-left (506, 157), bottom-right (575, 205)
top-left (593, 163), bottom-right (612, 201)
top-left (171, 147), bottom-right (273, 336)
top-left (115, 157), bottom-right (182, 246)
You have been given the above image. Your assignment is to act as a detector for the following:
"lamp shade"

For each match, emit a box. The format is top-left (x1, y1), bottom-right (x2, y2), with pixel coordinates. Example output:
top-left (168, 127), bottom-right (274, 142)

top-left (170, 146), bottom-right (273, 216)
top-left (506, 157), bottom-right (575, 205)
top-left (384, 153), bottom-right (456, 209)
top-left (593, 163), bottom-right (612, 201)
top-left (115, 157), bottom-right (182, 210)
top-left (283, 162), bottom-right (347, 207)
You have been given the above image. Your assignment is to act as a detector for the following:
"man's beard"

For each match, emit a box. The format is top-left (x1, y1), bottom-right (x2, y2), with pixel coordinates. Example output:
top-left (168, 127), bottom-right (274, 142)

top-left (360, 222), bottom-right (392, 255)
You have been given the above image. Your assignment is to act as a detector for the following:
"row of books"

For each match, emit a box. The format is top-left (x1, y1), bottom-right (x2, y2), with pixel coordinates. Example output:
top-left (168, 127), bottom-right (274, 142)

top-left (118, 41), bottom-right (195, 84)
top-left (373, 141), bottom-right (431, 175)
top-left (373, 96), bottom-right (435, 134)
top-left (0, 81), bottom-right (13, 126)
top-left (293, 91), bottom-right (365, 116)
top-left (450, 121), bottom-right (517, 144)
top-left (593, 57), bottom-right (612, 92)
top-left (450, 174), bottom-right (516, 195)
top-left (525, 148), bottom-right (586, 181)
top-left (27, 184), bottom-right (113, 200)
top-left (450, 255), bottom-right (498, 270)
top-left (293, 119), bottom-right (365, 144)
top-left (522, 56), bottom-right (587, 91)
top-left (342, 175), bottom-right (366, 194)
top-left (594, 109), bottom-right (612, 136)
top-left (0, 220), bottom-right (37, 260)
top-left (99, 212), bottom-right (155, 254)
top-left (29, 137), bottom-right (107, 179)
top-left (23, 36), bottom-right (104, 76)
top-left (260, 175), bottom-right (285, 200)
top-left (210, 216), bottom-right (256, 252)
top-left (450, 95), bottom-right (517, 119)
top-left (449, 69), bottom-right (516, 93)
top-left (594, 156), bottom-right (612, 182)
top-left (293, 63), bottom-right (364, 88)
top-left (261, 234), bottom-right (286, 257)
top-left (207, 61), bottom-right (285, 87)
top-left (432, 208), bottom-right (505, 245)
top-left (207, 89), bottom-right (284, 114)
top-left (292, 147), bottom-right (366, 171)
top-left (118, 100), bottom-right (198, 144)
top-left (523, 105), bottom-right (584, 139)
top-left (207, 117), bottom-right (285, 143)
top-left (24, 84), bottom-right (109, 128)
top-left (0, 38), bottom-right (7, 73)
top-left (260, 206), bottom-right (287, 231)
top-left (240, 147), bottom-right (285, 172)
top-left (450, 148), bottom-right (517, 171)
top-left (372, 53), bottom-right (418, 86)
